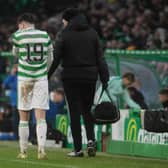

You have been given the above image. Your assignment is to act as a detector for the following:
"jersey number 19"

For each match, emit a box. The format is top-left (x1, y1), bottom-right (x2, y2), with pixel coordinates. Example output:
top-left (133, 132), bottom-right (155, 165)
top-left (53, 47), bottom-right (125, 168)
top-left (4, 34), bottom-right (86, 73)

top-left (26, 43), bottom-right (44, 62)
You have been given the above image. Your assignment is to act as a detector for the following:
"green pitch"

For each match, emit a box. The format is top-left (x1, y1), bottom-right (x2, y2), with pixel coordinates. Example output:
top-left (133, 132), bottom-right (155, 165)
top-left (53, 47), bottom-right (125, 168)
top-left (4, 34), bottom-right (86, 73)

top-left (0, 141), bottom-right (168, 168)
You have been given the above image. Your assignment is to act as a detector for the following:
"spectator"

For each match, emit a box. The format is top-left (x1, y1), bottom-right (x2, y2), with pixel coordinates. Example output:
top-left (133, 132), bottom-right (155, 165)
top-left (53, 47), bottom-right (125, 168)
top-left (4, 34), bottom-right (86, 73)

top-left (0, 57), bottom-right (7, 96)
top-left (0, 57), bottom-right (6, 74)
top-left (159, 88), bottom-right (168, 108)
top-left (96, 72), bottom-right (140, 109)
top-left (0, 103), bottom-right (14, 140)
top-left (2, 65), bottom-right (18, 139)
top-left (127, 87), bottom-right (148, 109)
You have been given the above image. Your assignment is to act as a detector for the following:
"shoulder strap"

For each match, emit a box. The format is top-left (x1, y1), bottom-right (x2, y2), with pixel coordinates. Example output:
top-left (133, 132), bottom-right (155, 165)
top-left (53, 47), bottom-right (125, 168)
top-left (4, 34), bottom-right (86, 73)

top-left (104, 89), bottom-right (113, 102)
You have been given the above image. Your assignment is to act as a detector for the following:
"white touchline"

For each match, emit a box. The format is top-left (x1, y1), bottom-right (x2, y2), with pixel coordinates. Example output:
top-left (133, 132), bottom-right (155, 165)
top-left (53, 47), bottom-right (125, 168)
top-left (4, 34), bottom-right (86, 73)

top-left (0, 158), bottom-right (78, 168)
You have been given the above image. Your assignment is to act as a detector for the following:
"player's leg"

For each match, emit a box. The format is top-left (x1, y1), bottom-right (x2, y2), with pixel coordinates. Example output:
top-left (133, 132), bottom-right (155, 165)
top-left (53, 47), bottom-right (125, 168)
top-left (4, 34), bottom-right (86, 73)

top-left (17, 110), bottom-right (30, 159)
top-left (32, 80), bottom-right (49, 159)
top-left (17, 81), bottom-right (33, 159)
top-left (35, 109), bottom-right (47, 159)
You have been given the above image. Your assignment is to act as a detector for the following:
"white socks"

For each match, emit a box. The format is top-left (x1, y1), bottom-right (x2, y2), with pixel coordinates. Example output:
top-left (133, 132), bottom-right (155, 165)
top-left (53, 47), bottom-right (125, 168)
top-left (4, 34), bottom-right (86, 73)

top-left (19, 119), bottom-right (47, 154)
top-left (19, 121), bottom-right (29, 153)
top-left (36, 119), bottom-right (47, 153)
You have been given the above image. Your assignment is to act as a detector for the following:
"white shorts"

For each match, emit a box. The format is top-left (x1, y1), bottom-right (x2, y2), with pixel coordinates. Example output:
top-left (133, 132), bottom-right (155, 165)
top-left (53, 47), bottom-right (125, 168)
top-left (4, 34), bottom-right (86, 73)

top-left (18, 80), bottom-right (49, 111)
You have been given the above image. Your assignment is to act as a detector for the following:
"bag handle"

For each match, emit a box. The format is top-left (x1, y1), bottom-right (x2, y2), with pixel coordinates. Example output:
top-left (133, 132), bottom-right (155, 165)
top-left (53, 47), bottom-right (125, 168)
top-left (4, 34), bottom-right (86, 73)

top-left (97, 87), bottom-right (113, 103)
top-left (97, 86), bottom-right (120, 110)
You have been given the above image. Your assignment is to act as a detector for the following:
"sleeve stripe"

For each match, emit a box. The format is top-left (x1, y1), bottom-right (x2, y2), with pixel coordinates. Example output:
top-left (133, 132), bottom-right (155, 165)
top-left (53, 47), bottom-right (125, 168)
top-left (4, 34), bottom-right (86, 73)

top-left (12, 34), bottom-right (19, 46)
top-left (13, 42), bottom-right (19, 47)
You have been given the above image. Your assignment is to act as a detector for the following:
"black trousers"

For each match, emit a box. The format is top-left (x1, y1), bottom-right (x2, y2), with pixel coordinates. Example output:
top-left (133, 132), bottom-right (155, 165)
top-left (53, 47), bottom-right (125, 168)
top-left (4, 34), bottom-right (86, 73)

top-left (63, 81), bottom-right (96, 152)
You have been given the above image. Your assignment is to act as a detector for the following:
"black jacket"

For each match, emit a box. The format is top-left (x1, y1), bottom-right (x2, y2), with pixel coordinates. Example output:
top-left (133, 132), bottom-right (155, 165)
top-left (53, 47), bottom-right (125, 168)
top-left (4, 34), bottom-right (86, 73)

top-left (127, 87), bottom-right (148, 109)
top-left (48, 14), bottom-right (109, 83)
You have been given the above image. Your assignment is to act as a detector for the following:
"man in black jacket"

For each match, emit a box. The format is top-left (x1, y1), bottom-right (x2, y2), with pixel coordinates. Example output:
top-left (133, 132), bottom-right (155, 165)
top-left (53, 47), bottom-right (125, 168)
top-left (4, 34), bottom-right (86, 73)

top-left (48, 8), bottom-right (109, 157)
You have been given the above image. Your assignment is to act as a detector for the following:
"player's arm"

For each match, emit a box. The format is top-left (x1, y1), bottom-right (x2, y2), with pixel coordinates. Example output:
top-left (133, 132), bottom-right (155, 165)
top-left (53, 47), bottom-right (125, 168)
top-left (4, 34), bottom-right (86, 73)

top-left (12, 33), bottom-right (19, 64)
top-left (95, 31), bottom-right (109, 87)
top-left (123, 89), bottom-right (140, 109)
top-left (48, 31), bottom-right (63, 79)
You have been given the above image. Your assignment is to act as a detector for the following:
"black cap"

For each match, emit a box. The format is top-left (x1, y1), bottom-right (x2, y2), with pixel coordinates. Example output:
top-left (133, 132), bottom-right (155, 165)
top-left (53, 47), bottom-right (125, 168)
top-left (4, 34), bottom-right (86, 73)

top-left (62, 8), bottom-right (80, 22)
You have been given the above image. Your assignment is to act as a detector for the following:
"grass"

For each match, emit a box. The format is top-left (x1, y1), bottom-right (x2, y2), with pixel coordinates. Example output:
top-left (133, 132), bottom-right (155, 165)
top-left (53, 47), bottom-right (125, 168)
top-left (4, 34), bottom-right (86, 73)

top-left (0, 141), bottom-right (168, 168)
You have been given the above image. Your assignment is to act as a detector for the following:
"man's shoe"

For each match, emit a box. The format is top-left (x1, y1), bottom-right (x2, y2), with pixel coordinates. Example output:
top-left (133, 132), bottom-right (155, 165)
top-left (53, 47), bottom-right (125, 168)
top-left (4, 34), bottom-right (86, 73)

top-left (38, 151), bottom-right (48, 160)
top-left (67, 151), bottom-right (84, 157)
top-left (17, 152), bottom-right (27, 159)
top-left (87, 140), bottom-right (96, 157)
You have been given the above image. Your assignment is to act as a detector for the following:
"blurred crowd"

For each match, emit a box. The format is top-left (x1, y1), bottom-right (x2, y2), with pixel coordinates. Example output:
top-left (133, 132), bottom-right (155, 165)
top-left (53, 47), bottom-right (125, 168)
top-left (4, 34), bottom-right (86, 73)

top-left (82, 0), bottom-right (168, 50)
top-left (0, 0), bottom-right (168, 52)
top-left (1, 0), bottom-right (168, 76)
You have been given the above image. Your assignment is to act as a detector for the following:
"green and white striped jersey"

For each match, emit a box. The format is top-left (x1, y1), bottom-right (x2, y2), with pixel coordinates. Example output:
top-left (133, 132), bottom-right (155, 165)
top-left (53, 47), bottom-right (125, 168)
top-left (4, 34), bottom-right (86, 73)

top-left (12, 27), bottom-right (53, 81)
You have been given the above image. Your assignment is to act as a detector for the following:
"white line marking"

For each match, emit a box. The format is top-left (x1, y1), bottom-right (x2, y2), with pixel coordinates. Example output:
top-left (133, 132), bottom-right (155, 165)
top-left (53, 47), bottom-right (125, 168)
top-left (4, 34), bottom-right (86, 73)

top-left (0, 158), bottom-right (78, 168)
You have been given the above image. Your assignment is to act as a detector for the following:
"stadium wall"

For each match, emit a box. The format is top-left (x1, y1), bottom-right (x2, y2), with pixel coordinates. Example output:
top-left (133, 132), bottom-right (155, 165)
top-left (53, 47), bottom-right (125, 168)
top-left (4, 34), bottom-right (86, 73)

top-left (106, 109), bottom-right (168, 160)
